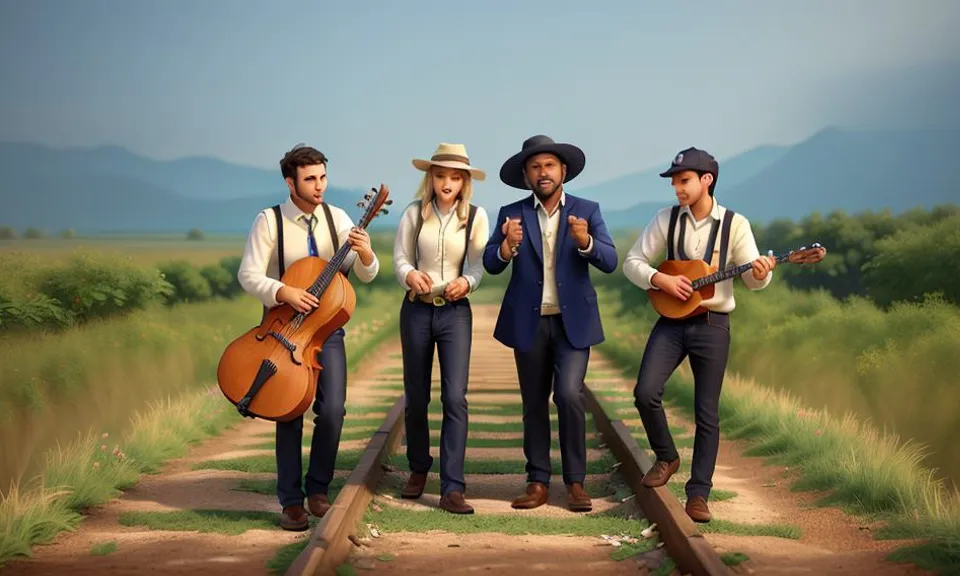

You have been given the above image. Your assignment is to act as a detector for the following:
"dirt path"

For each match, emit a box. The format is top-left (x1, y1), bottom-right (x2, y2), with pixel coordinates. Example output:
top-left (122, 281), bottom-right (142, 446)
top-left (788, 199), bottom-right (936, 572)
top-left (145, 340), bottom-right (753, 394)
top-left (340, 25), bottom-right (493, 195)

top-left (339, 305), bottom-right (659, 575)
top-left (1, 337), bottom-right (406, 576)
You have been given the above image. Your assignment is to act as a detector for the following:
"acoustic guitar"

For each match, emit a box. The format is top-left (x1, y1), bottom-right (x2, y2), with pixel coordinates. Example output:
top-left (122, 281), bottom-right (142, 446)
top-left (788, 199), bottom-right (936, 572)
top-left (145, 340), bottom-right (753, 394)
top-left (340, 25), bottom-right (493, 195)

top-left (217, 185), bottom-right (392, 422)
top-left (647, 242), bottom-right (826, 319)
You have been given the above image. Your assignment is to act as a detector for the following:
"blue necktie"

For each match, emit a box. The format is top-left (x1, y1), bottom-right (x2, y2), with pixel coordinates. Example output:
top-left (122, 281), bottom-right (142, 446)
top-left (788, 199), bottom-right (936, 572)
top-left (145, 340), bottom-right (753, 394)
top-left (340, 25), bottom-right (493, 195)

top-left (305, 215), bottom-right (319, 257)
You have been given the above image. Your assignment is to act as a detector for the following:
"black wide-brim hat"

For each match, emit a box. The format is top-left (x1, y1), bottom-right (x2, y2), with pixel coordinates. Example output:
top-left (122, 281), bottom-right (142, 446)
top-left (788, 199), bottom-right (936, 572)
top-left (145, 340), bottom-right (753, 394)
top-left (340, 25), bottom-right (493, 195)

top-left (499, 135), bottom-right (586, 190)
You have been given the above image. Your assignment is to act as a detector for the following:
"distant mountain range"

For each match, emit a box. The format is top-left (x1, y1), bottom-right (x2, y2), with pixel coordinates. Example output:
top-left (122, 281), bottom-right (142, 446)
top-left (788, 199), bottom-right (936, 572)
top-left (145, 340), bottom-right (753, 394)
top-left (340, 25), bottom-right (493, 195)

top-left (594, 126), bottom-right (960, 231)
top-left (0, 126), bottom-right (958, 235)
top-left (0, 142), bottom-right (397, 233)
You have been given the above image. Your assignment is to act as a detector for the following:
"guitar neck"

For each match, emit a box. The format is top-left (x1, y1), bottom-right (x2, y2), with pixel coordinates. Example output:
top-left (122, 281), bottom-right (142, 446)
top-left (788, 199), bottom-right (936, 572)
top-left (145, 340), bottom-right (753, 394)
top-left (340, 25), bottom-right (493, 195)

top-left (691, 252), bottom-right (791, 290)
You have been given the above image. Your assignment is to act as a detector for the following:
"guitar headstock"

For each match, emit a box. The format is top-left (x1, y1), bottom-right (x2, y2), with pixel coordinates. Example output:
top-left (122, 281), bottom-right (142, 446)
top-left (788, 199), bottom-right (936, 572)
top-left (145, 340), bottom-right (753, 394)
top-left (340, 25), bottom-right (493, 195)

top-left (355, 183), bottom-right (392, 229)
top-left (784, 242), bottom-right (827, 265)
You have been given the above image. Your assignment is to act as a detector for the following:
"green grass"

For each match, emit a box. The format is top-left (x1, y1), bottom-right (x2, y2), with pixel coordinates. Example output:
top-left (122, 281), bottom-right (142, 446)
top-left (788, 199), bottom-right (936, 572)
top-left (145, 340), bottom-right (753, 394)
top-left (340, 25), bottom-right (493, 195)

top-left (90, 541), bottom-right (117, 556)
top-left (266, 539), bottom-right (311, 575)
top-left (721, 552), bottom-right (750, 566)
top-left (0, 280), bottom-right (402, 568)
top-left (364, 503), bottom-right (649, 536)
top-left (699, 519), bottom-right (802, 539)
top-left (118, 509), bottom-right (296, 535)
top-left (596, 285), bottom-right (960, 575)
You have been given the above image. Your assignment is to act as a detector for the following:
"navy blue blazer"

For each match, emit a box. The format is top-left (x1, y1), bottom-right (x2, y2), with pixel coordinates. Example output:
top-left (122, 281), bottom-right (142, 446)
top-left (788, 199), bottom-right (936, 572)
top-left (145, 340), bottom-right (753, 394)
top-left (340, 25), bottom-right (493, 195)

top-left (482, 193), bottom-right (618, 352)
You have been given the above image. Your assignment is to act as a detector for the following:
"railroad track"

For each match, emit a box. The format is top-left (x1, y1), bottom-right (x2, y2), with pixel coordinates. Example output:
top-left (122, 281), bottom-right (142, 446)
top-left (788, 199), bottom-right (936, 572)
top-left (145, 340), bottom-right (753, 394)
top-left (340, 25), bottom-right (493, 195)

top-left (286, 304), bottom-right (733, 576)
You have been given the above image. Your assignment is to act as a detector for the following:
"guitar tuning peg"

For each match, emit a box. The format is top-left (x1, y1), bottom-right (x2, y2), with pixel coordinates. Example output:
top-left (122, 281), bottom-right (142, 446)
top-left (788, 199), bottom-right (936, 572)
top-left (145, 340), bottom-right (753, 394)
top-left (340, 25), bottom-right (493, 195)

top-left (356, 201), bottom-right (364, 207)
top-left (385, 199), bottom-right (394, 205)
top-left (379, 208), bottom-right (388, 215)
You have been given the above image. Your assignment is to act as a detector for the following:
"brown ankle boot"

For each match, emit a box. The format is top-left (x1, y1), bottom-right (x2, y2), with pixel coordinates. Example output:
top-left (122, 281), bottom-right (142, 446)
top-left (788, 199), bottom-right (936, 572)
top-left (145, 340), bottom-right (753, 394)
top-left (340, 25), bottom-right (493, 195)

top-left (279, 504), bottom-right (309, 531)
top-left (686, 495), bottom-right (712, 523)
top-left (438, 491), bottom-right (474, 515)
top-left (566, 482), bottom-right (592, 512)
top-left (510, 482), bottom-right (549, 510)
top-left (642, 458), bottom-right (680, 488)
top-left (307, 494), bottom-right (330, 517)
top-left (401, 472), bottom-right (428, 499)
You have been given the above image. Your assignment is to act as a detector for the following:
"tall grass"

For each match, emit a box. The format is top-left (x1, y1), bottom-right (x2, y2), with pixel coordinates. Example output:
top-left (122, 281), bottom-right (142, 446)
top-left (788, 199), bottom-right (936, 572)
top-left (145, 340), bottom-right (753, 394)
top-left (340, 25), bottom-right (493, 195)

top-left (0, 283), bottom-right (401, 568)
top-left (594, 284), bottom-right (960, 573)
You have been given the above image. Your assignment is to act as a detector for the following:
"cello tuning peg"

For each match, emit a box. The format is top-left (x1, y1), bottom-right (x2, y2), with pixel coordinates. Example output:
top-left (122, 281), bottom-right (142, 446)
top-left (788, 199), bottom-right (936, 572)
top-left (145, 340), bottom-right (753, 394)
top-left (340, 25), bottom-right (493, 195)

top-left (380, 208), bottom-right (388, 215)
top-left (385, 199), bottom-right (394, 205)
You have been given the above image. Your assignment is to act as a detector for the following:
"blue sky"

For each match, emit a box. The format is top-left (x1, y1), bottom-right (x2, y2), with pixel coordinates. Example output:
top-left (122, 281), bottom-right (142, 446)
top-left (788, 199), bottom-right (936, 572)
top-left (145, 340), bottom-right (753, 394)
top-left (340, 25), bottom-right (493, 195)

top-left (2, 0), bottom-right (959, 207)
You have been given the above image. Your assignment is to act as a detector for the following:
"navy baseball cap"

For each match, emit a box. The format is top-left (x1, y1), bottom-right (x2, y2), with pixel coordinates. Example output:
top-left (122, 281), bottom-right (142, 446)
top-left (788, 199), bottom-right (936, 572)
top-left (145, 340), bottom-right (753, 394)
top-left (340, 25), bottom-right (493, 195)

top-left (659, 147), bottom-right (719, 179)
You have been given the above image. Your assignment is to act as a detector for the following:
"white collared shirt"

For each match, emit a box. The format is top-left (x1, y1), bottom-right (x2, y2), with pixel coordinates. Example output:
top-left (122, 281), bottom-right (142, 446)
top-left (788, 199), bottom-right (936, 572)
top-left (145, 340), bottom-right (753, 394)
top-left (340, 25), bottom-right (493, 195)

top-left (622, 197), bottom-right (771, 313)
top-left (237, 197), bottom-right (380, 308)
top-left (393, 198), bottom-right (490, 295)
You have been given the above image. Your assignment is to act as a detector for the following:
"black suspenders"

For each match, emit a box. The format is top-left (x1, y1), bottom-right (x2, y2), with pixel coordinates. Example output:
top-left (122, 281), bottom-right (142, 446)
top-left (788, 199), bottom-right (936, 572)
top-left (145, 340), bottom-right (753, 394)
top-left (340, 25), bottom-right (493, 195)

top-left (666, 205), bottom-right (736, 268)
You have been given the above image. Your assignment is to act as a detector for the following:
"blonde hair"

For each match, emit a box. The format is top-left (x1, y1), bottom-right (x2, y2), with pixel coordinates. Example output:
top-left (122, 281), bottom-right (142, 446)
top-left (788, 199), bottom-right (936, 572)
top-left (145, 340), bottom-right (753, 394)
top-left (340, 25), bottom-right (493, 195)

top-left (414, 166), bottom-right (474, 228)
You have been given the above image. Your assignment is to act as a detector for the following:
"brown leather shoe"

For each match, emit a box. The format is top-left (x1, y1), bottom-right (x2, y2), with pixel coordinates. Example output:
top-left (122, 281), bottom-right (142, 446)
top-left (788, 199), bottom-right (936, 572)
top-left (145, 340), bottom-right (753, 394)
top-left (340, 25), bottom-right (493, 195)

top-left (686, 495), bottom-right (711, 523)
top-left (401, 472), bottom-right (428, 499)
top-left (642, 458), bottom-right (680, 488)
top-left (280, 504), bottom-right (309, 531)
top-left (566, 482), bottom-right (592, 512)
top-left (307, 494), bottom-right (331, 518)
top-left (511, 482), bottom-right (549, 510)
top-left (438, 491), bottom-right (474, 515)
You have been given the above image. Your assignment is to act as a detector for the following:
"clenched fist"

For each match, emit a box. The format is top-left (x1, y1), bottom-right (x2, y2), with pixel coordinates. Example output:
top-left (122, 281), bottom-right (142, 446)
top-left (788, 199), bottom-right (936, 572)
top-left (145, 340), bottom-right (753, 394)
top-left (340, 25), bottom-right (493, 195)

top-left (567, 215), bottom-right (590, 250)
top-left (499, 217), bottom-right (523, 260)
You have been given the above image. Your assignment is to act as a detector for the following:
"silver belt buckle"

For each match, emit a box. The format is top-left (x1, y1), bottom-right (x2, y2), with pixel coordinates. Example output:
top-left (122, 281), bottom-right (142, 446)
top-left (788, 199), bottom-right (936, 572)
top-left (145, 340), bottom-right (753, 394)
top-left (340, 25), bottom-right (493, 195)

top-left (432, 295), bottom-right (446, 307)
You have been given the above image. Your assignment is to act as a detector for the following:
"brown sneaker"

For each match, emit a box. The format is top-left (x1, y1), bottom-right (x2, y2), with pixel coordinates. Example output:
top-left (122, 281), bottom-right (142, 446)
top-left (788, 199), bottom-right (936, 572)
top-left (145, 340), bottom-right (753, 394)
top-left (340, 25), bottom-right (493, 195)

top-left (566, 482), bottom-right (592, 512)
top-left (401, 472), bottom-right (428, 499)
top-left (307, 494), bottom-right (331, 518)
top-left (279, 504), bottom-right (309, 531)
top-left (686, 495), bottom-right (711, 523)
top-left (510, 482), bottom-right (549, 510)
top-left (438, 491), bottom-right (474, 515)
top-left (642, 458), bottom-right (680, 488)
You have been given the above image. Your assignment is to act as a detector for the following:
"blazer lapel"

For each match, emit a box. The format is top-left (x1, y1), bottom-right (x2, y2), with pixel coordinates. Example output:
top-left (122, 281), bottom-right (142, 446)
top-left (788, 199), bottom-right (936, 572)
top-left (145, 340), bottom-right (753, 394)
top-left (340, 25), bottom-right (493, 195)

top-left (522, 195), bottom-right (543, 263)
top-left (556, 194), bottom-right (572, 258)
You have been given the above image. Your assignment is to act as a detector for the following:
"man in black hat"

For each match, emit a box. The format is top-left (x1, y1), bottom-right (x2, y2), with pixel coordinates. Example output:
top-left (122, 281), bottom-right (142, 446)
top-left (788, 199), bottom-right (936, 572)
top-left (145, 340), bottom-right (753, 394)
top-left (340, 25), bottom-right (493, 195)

top-left (483, 135), bottom-right (618, 512)
top-left (621, 146), bottom-right (782, 523)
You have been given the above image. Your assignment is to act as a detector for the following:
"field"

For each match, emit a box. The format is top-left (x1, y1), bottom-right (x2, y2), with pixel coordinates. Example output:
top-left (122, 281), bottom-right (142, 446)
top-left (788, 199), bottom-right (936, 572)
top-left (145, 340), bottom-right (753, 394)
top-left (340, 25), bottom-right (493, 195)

top-left (1, 206), bottom-right (959, 572)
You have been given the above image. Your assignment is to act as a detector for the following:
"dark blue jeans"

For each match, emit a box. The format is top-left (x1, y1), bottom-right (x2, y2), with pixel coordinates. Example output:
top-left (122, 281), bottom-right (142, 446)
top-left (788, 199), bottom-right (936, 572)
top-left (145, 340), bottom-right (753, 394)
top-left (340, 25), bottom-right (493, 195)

top-left (275, 327), bottom-right (347, 508)
top-left (513, 314), bottom-right (591, 486)
top-left (399, 296), bottom-right (472, 496)
top-left (633, 312), bottom-right (730, 501)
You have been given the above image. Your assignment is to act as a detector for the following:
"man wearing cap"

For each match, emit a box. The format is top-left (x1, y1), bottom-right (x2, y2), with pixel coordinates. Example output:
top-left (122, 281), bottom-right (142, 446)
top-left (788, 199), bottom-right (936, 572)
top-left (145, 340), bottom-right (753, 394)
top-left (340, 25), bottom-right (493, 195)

top-left (483, 135), bottom-right (618, 512)
top-left (622, 147), bottom-right (780, 523)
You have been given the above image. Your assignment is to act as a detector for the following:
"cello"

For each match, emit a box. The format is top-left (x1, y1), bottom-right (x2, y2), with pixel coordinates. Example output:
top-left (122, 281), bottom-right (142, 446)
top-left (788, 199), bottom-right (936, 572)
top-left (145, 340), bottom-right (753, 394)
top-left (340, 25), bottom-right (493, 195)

top-left (217, 184), bottom-right (392, 422)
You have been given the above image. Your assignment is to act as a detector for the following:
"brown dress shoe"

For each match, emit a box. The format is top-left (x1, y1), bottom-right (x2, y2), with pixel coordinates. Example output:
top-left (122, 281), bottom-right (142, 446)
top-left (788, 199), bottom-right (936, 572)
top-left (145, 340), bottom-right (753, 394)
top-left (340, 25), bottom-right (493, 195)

top-left (642, 458), bottom-right (680, 488)
top-left (438, 491), bottom-right (474, 515)
top-left (401, 472), bottom-right (428, 499)
top-left (280, 504), bottom-right (309, 531)
top-left (511, 482), bottom-right (549, 510)
top-left (686, 495), bottom-right (711, 523)
top-left (307, 494), bottom-right (331, 518)
top-left (566, 482), bottom-right (592, 512)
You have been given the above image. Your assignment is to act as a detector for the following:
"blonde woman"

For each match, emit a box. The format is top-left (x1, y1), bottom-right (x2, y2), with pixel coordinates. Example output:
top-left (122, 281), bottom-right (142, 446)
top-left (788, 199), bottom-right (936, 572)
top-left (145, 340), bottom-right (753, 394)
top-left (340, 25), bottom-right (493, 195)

top-left (392, 143), bottom-right (490, 514)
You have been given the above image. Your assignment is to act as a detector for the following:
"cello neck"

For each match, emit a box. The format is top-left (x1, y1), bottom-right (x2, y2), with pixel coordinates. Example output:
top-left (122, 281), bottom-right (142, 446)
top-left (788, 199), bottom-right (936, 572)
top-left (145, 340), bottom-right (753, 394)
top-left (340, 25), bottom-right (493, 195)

top-left (306, 243), bottom-right (353, 298)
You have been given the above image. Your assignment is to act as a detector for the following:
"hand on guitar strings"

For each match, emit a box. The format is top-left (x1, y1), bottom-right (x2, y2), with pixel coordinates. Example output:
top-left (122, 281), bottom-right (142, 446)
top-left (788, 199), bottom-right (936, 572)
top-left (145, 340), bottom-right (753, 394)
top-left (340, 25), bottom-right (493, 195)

top-left (405, 270), bottom-right (433, 295)
top-left (652, 272), bottom-right (694, 301)
top-left (751, 251), bottom-right (777, 281)
top-left (277, 286), bottom-right (319, 313)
